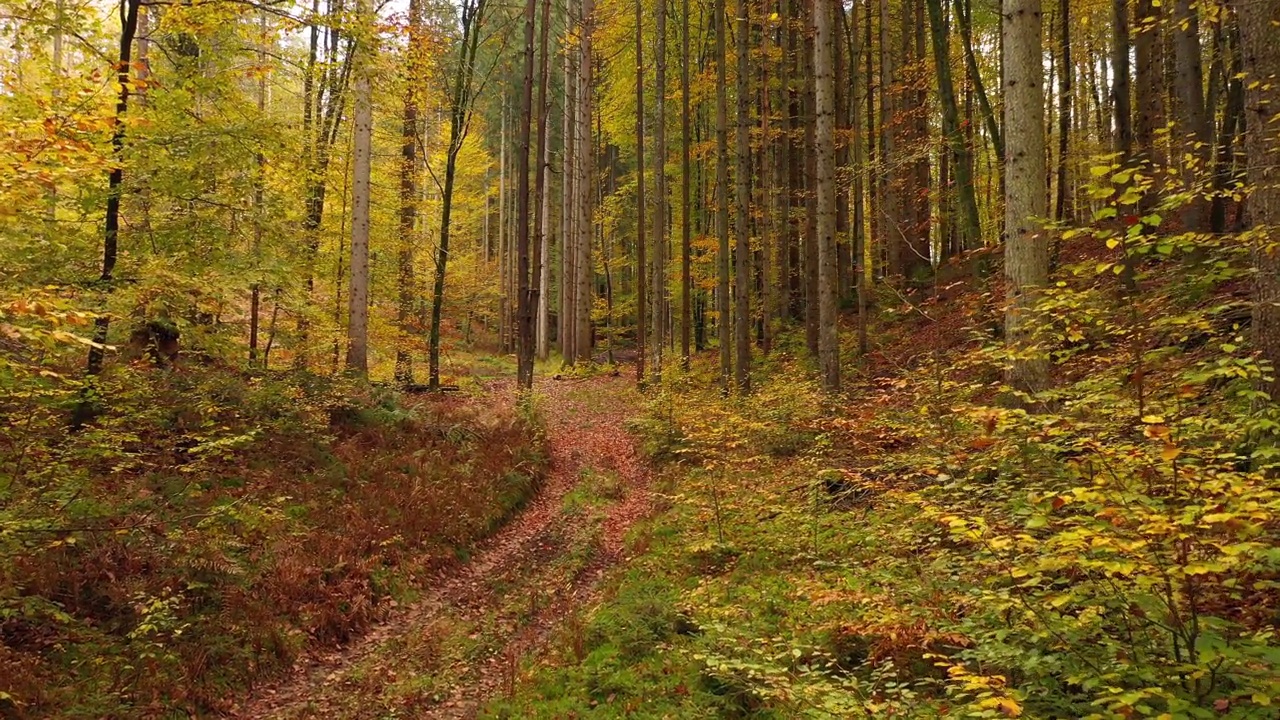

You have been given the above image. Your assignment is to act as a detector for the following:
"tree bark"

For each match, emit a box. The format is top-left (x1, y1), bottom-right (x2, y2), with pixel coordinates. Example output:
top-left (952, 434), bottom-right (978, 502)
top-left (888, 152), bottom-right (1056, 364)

top-left (814, 0), bottom-right (840, 390)
top-left (1003, 0), bottom-right (1049, 396)
top-left (346, 0), bottom-right (372, 378)
top-left (1233, 0), bottom-right (1280, 399)
top-left (715, 0), bottom-right (732, 387)
top-left (396, 0), bottom-right (422, 385)
top-left (636, 0), bottom-right (648, 383)
top-left (734, 0), bottom-right (751, 391)
top-left (681, 0), bottom-right (693, 368)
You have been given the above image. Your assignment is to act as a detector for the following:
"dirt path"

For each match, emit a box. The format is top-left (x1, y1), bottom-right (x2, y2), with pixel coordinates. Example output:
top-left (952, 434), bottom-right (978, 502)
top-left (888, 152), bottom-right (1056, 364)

top-left (228, 373), bottom-right (650, 720)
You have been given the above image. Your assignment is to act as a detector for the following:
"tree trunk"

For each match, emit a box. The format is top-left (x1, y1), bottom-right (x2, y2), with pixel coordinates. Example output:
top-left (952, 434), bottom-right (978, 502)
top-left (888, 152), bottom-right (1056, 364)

top-left (1134, 0), bottom-right (1164, 168)
top-left (715, 0), bottom-right (732, 387)
top-left (536, 0), bottom-right (554, 361)
top-left (1233, 0), bottom-right (1280, 399)
top-left (575, 0), bottom-right (594, 364)
top-left (561, 34), bottom-right (577, 362)
top-left (396, 0), bottom-right (422, 385)
top-left (430, 0), bottom-right (489, 388)
top-left (516, 0), bottom-right (538, 389)
top-left (654, 0), bottom-right (668, 379)
top-left (83, 0), bottom-right (142, 391)
top-left (734, 0), bottom-right (751, 391)
top-left (927, 0), bottom-right (980, 250)
top-left (814, 0), bottom-right (840, 391)
top-left (346, 0), bottom-right (372, 378)
top-left (636, 0), bottom-right (648, 382)
top-left (1174, 0), bottom-right (1212, 231)
top-left (1054, 0), bottom-right (1071, 224)
top-left (681, 0), bottom-right (693, 368)
top-left (1003, 0), bottom-right (1049, 396)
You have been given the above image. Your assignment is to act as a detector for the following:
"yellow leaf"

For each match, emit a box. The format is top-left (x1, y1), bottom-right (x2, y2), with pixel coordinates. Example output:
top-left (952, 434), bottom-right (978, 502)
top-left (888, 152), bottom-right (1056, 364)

top-left (1161, 444), bottom-right (1182, 462)
top-left (1141, 414), bottom-right (1165, 424)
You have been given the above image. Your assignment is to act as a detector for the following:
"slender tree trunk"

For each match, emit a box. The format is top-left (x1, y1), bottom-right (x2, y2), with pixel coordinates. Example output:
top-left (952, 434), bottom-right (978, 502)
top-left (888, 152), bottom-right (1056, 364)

top-left (346, 0), bottom-right (373, 378)
top-left (562, 34), bottom-right (577, 362)
top-left (733, 0), bottom-right (751, 391)
top-left (430, 0), bottom-right (488, 388)
top-left (575, 0), bottom-right (594, 364)
top-left (83, 0), bottom-right (142, 393)
top-left (1210, 21), bottom-right (1244, 234)
top-left (654, 0), bottom-right (668, 380)
top-left (1134, 0), bottom-right (1164, 167)
top-left (715, 0), bottom-right (732, 387)
top-left (814, 0), bottom-right (840, 390)
top-left (1054, 0), bottom-right (1071, 224)
top-left (1110, 11), bottom-right (1131, 151)
top-left (681, 0), bottom-right (693, 368)
top-left (516, 0), bottom-right (538, 389)
top-left (955, 0), bottom-right (1002, 162)
top-left (250, 8), bottom-right (267, 366)
top-left (636, 0), bottom-right (648, 383)
top-left (1003, 0), bottom-right (1049, 396)
top-left (1174, 0), bottom-right (1212, 231)
top-left (396, 0), bottom-right (422, 384)
top-left (536, 0), bottom-right (554, 361)
top-left (927, 0), bottom-right (980, 249)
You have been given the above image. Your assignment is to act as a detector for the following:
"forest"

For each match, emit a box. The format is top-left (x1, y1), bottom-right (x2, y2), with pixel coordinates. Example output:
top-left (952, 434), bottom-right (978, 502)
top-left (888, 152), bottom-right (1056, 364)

top-left (2, 0), bottom-right (1279, 713)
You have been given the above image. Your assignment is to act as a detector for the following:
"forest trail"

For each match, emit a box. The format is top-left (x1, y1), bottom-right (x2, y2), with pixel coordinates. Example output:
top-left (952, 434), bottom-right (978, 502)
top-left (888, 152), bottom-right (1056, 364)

top-left (228, 373), bottom-right (650, 720)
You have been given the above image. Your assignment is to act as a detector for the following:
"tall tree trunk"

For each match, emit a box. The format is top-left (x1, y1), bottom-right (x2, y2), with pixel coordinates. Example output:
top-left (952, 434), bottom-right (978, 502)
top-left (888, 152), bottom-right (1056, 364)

top-left (250, 8), bottom-right (267, 366)
top-left (429, 0), bottom-right (489, 388)
top-left (396, 0), bottom-right (422, 384)
top-left (654, 0), bottom-right (668, 379)
top-left (1210, 20), bottom-right (1244, 234)
top-left (715, 0), bottom-right (732, 387)
top-left (955, 0), bottom-right (1002, 161)
top-left (1054, 0), bottom-right (1071, 224)
top-left (1134, 0), bottom-right (1164, 168)
top-left (814, 0), bottom-right (840, 391)
top-left (1233, 0), bottom-right (1280, 399)
top-left (803, 1), bottom-right (820, 353)
top-left (346, 0), bottom-right (373, 378)
top-left (574, 0), bottom-right (594, 364)
top-left (82, 0), bottom-right (142, 394)
top-left (636, 0), bottom-right (648, 383)
top-left (1174, 0), bottom-right (1212, 231)
top-left (927, 0), bottom-right (980, 250)
top-left (734, 0), bottom-right (751, 391)
top-left (536, 0), bottom-right (554, 361)
top-left (680, 0), bottom-right (693, 368)
top-left (561, 35), bottom-right (577, 363)
top-left (1112, 0), bottom-right (1140, 292)
top-left (1003, 0), bottom-right (1049, 396)
top-left (516, 0), bottom-right (538, 389)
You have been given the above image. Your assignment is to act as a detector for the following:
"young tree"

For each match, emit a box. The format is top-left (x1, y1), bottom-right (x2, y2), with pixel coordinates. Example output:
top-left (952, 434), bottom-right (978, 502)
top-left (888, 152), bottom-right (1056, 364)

top-left (82, 0), bottom-right (143, 394)
top-left (1002, 0), bottom-right (1048, 396)
top-left (428, 0), bottom-right (490, 388)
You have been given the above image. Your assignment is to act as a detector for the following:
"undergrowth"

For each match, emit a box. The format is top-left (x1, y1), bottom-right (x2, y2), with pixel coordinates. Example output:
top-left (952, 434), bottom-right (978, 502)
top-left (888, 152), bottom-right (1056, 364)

top-left (0, 360), bottom-right (547, 718)
top-left (487, 229), bottom-right (1280, 719)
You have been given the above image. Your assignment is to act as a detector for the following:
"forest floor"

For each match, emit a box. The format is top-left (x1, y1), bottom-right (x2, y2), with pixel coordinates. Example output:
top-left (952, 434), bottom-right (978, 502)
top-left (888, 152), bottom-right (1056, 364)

top-left (226, 372), bottom-right (651, 720)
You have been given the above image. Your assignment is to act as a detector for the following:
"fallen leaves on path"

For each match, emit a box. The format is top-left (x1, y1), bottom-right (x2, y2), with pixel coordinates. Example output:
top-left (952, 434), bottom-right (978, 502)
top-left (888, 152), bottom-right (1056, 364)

top-left (226, 372), bottom-right (651, 720)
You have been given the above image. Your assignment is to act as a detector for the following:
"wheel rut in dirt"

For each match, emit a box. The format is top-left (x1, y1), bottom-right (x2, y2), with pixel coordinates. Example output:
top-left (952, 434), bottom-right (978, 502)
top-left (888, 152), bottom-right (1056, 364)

top-left (228, 373), bottom-right (650, 720)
